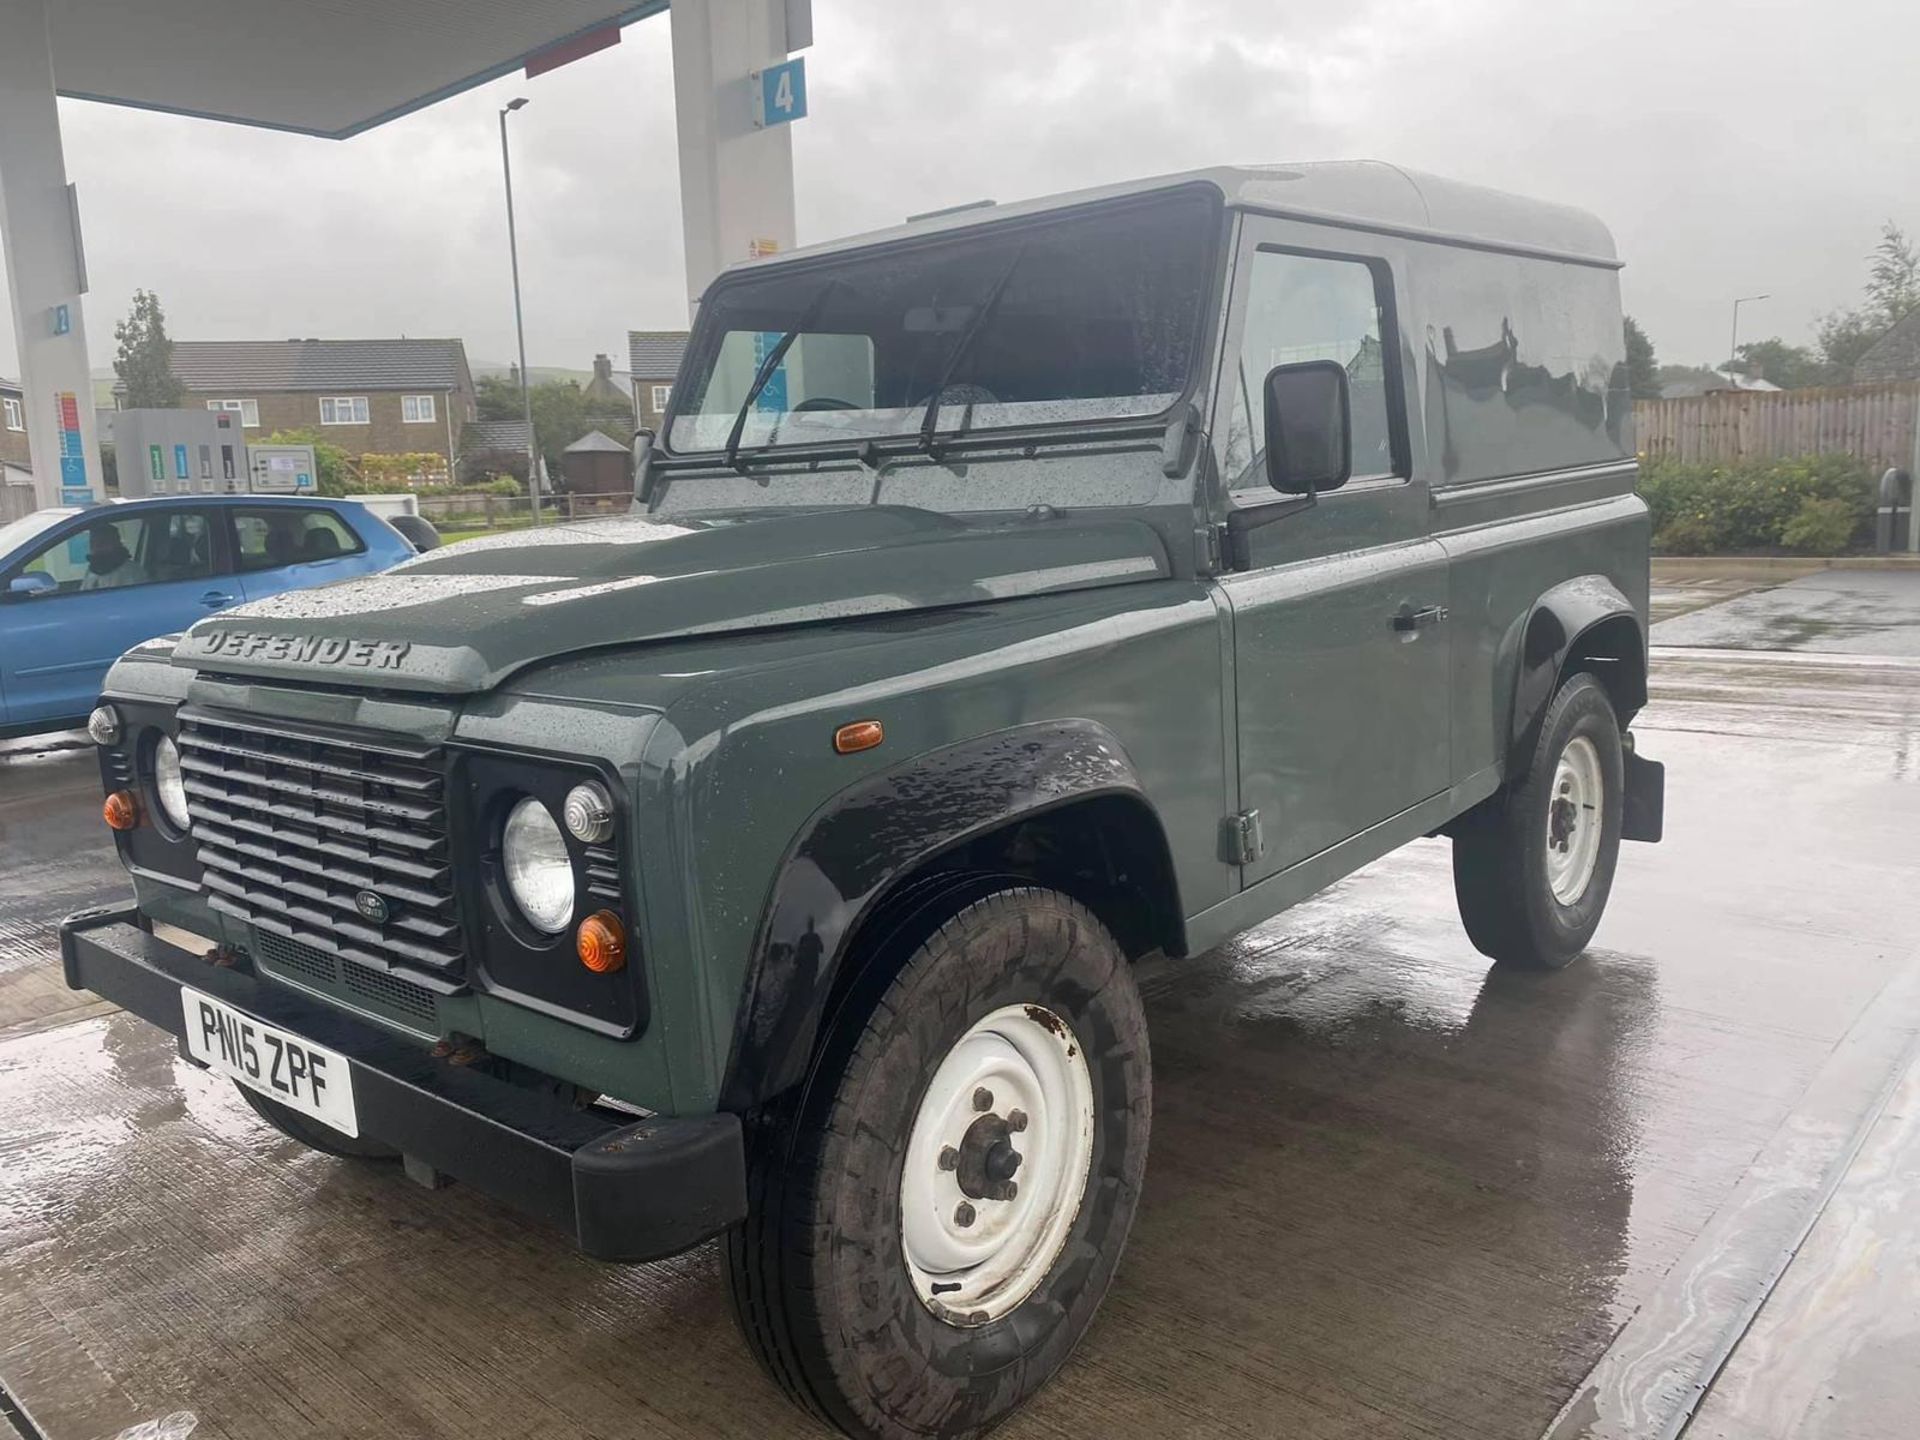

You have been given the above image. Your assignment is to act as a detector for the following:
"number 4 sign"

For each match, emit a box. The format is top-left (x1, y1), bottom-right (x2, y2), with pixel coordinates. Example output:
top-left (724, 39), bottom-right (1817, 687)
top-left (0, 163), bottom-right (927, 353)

top-left (752, 58), bottom-right (808, 129)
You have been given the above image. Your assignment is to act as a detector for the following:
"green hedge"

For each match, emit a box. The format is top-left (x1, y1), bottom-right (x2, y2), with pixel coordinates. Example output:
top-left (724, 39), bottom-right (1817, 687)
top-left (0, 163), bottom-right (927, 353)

top-left (1638, 455), bottom-right (1878, 556)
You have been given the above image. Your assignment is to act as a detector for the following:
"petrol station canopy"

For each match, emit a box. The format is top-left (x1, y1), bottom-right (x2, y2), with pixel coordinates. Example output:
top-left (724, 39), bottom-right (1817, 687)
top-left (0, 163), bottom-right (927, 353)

top-left (3, 0), bottom-right (795, 508)
top-left (43, 0), bottom-right (669, 138)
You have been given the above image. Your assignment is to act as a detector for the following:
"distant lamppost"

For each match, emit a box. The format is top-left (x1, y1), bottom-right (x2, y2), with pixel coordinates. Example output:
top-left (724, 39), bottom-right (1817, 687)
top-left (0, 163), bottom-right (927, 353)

top-left (1727, 293), bottom-right (1770, 385)
top-left (499, 96), bottom-right (539, 522)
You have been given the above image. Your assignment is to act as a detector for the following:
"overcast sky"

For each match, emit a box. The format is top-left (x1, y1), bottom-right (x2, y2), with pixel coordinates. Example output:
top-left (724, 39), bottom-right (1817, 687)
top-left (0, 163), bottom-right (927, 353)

top-left (2, 0), bottom-right (1915, 381)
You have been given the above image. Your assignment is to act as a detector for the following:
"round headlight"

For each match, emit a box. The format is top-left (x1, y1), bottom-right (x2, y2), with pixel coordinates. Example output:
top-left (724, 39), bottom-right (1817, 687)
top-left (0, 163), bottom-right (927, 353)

top-left (87, 705), bottom-right (121, 746)
top-left (562, 781), bottom-right (615, 844)
top-left (153, 735), bottom-right (191, 832)
top-left (502, 796), bottom-right (575, 934)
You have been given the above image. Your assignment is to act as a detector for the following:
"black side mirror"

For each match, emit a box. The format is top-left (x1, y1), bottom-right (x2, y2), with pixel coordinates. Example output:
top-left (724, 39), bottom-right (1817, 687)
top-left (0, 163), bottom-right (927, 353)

top-left (1263, 360), bottom-right (1352, 496)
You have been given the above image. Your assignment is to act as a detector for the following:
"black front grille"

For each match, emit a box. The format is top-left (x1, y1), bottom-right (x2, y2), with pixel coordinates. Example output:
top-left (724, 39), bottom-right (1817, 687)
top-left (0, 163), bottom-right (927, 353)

top-left (178, 710), bottom-right (466, 990)
top-left (254, 931), bottom-right (439, 1023)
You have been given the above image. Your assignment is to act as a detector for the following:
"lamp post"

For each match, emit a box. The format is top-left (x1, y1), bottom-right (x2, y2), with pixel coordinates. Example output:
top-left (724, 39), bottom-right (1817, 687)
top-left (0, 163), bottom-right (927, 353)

top-left (499, 96), bottom-right (539, 523)
top-left (1727, 293), bottom-right (1770, 386)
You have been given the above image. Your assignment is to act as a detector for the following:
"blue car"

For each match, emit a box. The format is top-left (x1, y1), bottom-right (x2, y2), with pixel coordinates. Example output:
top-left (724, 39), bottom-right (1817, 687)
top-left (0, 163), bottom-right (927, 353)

top-left (0, 495), bottom-right (414, 737)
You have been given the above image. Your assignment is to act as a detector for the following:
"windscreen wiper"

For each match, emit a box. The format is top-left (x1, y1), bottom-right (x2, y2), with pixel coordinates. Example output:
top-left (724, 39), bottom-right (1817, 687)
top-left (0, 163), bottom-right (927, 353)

top-left (917, 245), bottom-right (1026, 454)
top-left (723, 279), bottom-right (842, 472)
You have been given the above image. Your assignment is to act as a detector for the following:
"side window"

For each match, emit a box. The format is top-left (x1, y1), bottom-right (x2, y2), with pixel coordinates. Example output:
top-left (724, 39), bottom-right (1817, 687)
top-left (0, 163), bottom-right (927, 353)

top-left (1222, 249), bottom-right (1399, 493)
top-left (146, 511), bottom-right (215, 582)
top-left (16, 512), bottom-right (210, 594)
top-left (232, 508), bottom-right (367, 572)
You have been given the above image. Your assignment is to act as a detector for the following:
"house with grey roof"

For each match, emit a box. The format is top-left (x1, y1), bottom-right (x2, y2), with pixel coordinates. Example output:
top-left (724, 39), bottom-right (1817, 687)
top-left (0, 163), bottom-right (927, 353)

top-left (459, 418), bottom-right (536, 485)
top-left (628, 331), bottom-right (689, 434)
top-left (583, 353), bottom-right (633, 418)
top-left (148, 338), bottom-right (478, 475)
top-left (1, 376), bottom-right (33, 522)
top-left (1, 374), bottom-right (29, 473)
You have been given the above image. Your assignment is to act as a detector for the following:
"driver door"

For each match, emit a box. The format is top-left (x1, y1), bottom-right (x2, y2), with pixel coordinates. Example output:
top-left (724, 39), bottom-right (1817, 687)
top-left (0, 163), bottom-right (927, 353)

top-left (1213, 235), bottom-right (1452, 886)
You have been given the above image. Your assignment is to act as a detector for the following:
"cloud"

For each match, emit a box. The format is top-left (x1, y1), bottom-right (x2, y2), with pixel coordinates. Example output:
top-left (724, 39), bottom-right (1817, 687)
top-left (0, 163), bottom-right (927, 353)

top-left (1, 0), bottom-right (1914, 379)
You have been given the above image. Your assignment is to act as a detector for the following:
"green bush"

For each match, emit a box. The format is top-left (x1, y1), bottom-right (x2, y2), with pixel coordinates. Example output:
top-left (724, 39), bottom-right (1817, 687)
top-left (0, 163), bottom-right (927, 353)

top-left (1779, 497), bottom-right (1860, 555)
top-left (1639, 455), bottom-right (1876, 555)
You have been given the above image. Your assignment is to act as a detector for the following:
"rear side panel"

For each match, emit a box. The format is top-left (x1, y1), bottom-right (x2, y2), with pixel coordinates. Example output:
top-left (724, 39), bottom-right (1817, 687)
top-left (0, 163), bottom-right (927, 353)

top-left (1401, 235), bottom-right (1647, 788)
top-left (1436, 481), bottom-right (1648, 787)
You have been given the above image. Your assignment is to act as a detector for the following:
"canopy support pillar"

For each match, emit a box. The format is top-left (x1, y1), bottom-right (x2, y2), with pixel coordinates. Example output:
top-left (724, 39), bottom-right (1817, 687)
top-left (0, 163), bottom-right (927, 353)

top-left (0, 0), bottom-right (104, 506)
top-left (670, 0), bottom-right (799, 316)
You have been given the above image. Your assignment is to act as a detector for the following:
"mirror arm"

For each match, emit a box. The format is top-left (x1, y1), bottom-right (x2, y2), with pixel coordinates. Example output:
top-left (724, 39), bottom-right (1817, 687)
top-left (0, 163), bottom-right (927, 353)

top-left (1223, 491), bottom-right (1316, 569)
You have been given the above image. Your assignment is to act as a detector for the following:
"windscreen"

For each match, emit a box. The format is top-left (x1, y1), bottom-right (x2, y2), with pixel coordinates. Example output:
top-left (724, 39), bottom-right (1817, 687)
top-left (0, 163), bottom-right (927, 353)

top-left (668, 187), bottom-right (1219, 456)
top-left (0, 508), bottom-right (78, 559)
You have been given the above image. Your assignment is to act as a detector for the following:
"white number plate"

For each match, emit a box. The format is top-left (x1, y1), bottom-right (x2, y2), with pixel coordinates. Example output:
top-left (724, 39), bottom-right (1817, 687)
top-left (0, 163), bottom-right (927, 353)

top-left (181, 987), bottom-right (359, 1138)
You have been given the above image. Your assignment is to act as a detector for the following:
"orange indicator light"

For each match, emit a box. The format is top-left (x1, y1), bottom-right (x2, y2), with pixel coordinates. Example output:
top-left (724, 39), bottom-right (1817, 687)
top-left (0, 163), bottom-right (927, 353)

top-left (103, 790), bottom-right (141, 832)
top-left (577, 911), bottom-right (627, 974)
top-left (834, 720), bottom-right (885, 755)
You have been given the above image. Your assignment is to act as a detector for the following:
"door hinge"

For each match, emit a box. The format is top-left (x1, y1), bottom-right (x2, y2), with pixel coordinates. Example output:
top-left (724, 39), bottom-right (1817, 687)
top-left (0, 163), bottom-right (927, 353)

top-left (1219, 809), bottom-right (1263, 866)
top-left (1194, 522), bottom-right (1226, 573)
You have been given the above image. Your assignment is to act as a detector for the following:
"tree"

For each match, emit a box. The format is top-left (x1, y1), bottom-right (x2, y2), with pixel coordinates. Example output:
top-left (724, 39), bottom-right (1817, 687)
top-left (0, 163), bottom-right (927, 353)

top-left (1865, 222), bottom-right (1920, 329)
top-left (1815, 221), bottom-right (1920, 384)
top-left (1623, 317), bottom-right (1660, 399)
top-left (113, 290), bottom-right (187, 409)
top-left (476, 373), bottom-right (634, 475)
top-left (529, 380), bottom-right (594, 476)
top-left (475, 373), bottom-right (523, 422)
top-left (1817, 308), bottom-right (1889, 383)
top-left (1730, 337), bottom-right (1827, 389)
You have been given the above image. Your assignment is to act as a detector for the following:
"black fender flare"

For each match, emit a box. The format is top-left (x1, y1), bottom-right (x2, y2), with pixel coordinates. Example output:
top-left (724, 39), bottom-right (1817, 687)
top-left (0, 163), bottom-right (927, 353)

top-left (1506, 575), bottom-right (1647, 778)
top-left (719, 719), bottom-right (1172, 1111)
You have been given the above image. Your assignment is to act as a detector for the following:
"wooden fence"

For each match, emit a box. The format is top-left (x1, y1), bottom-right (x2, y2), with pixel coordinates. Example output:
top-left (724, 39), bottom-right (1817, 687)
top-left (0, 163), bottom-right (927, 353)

top-left (1, 477), bottom-right (36, 524)
top-left (1634, 383), bottom-right (1920, 470)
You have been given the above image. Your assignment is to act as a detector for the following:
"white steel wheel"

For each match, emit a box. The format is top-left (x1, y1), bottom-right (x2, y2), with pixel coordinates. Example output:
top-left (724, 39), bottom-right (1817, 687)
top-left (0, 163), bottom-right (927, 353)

top-left (1545, 734), bottom-right (1605, 904)
top-left (900, 1002), bottom-right (1095, 1326)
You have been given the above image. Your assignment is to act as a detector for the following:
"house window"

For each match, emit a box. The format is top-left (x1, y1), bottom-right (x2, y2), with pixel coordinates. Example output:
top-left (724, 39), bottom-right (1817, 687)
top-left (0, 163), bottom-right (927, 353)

top-left (2, 397), bottom-right (22, 431)
top-left (320, 396), bottom-right (370, 425)
top-left (402, 394), bottom-right (437, 424)
top-left (650, 384), bottom-right (672, 411)
top-left (206, 399), bottom-right (260, 428)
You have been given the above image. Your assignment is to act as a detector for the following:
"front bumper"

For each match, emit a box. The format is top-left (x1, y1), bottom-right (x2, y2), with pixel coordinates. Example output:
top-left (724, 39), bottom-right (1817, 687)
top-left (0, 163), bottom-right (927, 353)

top-left (60, 906), bottom-right (746, 1263)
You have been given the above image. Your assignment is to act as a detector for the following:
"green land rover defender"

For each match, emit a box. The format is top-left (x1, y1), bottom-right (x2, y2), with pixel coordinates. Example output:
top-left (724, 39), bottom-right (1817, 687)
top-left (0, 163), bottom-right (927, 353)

top-left (65, 162), bottom-right (1662, 1439)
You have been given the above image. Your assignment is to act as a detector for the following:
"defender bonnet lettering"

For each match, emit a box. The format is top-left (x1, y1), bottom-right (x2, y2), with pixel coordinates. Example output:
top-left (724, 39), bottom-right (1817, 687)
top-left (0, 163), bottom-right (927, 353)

top-left (188, 630), bottom-right (411, 669)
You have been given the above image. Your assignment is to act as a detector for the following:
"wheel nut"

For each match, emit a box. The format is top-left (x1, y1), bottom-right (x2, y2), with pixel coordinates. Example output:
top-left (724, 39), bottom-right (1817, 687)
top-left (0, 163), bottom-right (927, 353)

top-left (938, 1146), bottom-right (958, 1171)
top-left (955, 1202), bottom-right (976, 1228)
top-left (1002, 1181), bottom-right (1018, 1200)
top-left (972, 1087), bottom-right (993, 1112)
top-left (1006, 1109), bottom-right (1028, 1132)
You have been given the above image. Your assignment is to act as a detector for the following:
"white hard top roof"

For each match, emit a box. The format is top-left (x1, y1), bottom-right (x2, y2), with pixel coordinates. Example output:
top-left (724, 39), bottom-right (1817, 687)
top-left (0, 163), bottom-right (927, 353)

top-left (735, 161), bottom-right (1621, 280)
top-left (48, 0), bottom-right (665, 139)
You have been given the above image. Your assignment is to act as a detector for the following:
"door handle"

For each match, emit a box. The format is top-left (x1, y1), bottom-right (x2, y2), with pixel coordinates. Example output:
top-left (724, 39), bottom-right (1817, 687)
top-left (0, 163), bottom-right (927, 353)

top-left (1392, 603), bottom-right (1448, 633)
top-left (200, 590), bottom-right (237, 609)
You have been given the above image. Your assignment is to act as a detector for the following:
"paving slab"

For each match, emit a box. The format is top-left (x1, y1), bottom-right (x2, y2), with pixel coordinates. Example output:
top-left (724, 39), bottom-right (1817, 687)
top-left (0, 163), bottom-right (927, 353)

top-left (2, 655), bottom-right (1919, 1440)
top-left (1688, 1049), bottom-right (1920, 1439)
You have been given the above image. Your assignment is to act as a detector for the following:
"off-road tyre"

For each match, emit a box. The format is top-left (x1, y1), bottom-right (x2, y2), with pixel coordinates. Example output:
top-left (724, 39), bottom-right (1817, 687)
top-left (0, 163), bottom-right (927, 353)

top-left (1453, 672), bottom-right (1624, 970)
top-left (234, 1082), bottom-right (400, 1160)
top-left (723, 886), bottom-right (1151, 1440)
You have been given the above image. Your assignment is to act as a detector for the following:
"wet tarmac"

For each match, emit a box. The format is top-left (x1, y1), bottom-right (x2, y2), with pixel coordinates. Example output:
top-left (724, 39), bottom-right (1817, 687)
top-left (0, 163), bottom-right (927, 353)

top-left (2, 641), bottom-right (1919, 1440)
top-left (0, 732), bottom-right (124, 1039)
top-left (1652, 569), bottom-right (1920, 657)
